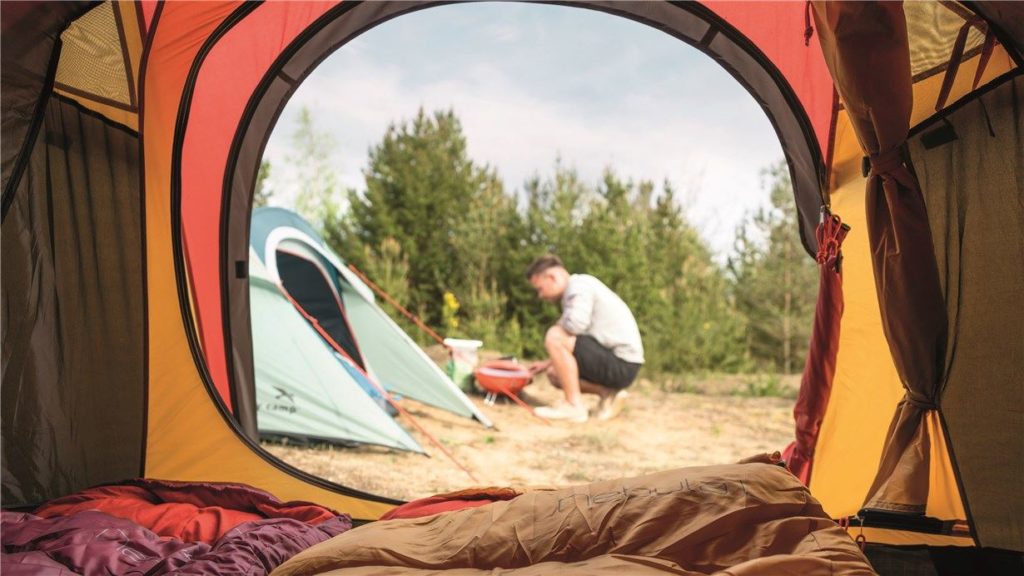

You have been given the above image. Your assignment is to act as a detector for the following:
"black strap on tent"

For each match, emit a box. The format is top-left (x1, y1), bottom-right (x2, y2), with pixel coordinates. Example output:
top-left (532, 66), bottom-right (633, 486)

top-left (842, 511), bottom-right (972, 538)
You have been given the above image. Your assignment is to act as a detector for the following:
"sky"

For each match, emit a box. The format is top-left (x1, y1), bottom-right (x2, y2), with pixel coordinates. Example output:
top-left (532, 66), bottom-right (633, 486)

top-left (263, 2), bottom-right (786, 258)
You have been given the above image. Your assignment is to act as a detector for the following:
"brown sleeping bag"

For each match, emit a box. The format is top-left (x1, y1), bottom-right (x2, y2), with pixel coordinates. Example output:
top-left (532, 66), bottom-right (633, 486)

top-left (273, 463), bottom-right (876, 575)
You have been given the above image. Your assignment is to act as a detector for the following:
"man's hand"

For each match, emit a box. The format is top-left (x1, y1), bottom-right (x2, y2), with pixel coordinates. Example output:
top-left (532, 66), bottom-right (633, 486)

top-left (526, 360), bottom-right (552, 375)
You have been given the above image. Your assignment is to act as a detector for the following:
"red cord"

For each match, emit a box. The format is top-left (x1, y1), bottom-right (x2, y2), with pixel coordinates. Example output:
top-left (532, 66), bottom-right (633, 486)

top-left (816, 211), bottom-right (849, 273)
top-left (278, 284), bottom-right (479, 483)
top-left (346, 264), bottom-right (448, 348)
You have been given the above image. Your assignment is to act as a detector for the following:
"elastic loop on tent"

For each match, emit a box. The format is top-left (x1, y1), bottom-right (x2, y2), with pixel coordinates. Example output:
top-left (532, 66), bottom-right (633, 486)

top-left (836, 515), bottom-right (869, 550)
top-left (803, 0), bottom-right (814, 47)
top-left (815, 207), bottom-right (850, 274)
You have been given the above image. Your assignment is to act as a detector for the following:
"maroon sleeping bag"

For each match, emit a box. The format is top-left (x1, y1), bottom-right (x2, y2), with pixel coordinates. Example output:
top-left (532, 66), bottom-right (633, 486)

top-left (1, 509), bottom-right (350, 575)
top-left (4, 479), bottom-right (352, 574)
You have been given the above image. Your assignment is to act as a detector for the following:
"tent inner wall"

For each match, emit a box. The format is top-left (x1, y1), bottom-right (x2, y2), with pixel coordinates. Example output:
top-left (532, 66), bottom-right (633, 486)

top-left (908, 73), bottom-right (1024, 552)
top-left (1, 96), bottom-right (145, 506)
top-left (808, 109), bottom-right (972, 550)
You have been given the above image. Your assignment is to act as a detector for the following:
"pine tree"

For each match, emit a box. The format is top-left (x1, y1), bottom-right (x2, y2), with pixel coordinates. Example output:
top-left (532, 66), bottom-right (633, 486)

top-left (728, 161), bottom-right (818, 372)
top-left (338, 108), bottom-right (501, 325)
top-left (288, 106), bottom-right (343, 229)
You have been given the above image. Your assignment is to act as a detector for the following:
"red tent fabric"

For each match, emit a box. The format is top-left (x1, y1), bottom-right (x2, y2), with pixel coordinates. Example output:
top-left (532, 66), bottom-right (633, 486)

top-left (784, 211), bottom-right (849, 484)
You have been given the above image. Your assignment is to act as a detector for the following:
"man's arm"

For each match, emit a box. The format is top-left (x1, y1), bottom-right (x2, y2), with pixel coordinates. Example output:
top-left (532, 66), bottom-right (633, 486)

top-left (559, 286), bottom-right (594, 335)
top-left (527, 359), bottom-right (552, 374)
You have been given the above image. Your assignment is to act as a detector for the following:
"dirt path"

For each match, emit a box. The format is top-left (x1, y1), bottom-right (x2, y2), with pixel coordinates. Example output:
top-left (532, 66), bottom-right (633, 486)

top-left (264, 375), bottom-right (798, 502)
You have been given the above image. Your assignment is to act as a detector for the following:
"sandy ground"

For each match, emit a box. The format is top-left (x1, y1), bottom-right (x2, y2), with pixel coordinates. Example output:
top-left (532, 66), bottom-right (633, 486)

top-left (263, 372), bottom-right (799, 502)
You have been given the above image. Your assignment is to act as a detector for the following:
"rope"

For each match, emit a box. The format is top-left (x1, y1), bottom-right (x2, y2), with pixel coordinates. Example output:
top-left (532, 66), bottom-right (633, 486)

top-left (499, 387), bottom-right (550, 425)
top-left (346, 264), bottom-right (448, 348)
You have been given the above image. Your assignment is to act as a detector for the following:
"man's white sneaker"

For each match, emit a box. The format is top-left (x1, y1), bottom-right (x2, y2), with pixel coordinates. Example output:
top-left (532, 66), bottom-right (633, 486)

top-left (597, 390), bottom-right (629, 421)
top-left (535, 402), bottom-right (589, 423)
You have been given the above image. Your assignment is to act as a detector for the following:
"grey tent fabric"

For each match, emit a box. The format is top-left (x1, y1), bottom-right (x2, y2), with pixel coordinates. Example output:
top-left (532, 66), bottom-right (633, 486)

top-left (249, 208), bottom-right (492, 428)
top-left (336, 275), bottom-right (487, 423)
top-left (250, 254), bottom-right (422, 453)
top-left (908, 73), bottom-right (1024, 551)
top-left (1, 95), bottom-right (144, 506)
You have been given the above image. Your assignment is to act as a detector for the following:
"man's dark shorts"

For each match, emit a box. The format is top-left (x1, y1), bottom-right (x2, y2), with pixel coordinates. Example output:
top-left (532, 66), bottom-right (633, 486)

top-left (573, 335), bottom-right (642, 390)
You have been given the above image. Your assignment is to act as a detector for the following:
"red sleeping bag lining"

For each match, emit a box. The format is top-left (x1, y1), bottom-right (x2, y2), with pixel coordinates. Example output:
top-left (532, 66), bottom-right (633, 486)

top-left (32, 478), bottom-right (340, 544)
top-left (380, 487), bottom-right (521, 521)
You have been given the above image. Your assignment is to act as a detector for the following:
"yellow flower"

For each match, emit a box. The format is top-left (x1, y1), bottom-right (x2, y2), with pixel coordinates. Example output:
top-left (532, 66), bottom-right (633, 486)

top-left (444, 291), bottom-right (460, 311)
top-left (442, 291), bottom-right (460, 333)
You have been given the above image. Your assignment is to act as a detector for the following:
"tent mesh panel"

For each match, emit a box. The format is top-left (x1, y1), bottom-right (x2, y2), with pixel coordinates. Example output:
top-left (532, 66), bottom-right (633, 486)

top-left (55, 1), bottom-right (131, 108)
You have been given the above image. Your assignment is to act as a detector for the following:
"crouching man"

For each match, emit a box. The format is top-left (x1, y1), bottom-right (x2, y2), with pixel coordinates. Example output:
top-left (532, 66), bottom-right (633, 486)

top-left (526, 255), bottom-right (644, 423)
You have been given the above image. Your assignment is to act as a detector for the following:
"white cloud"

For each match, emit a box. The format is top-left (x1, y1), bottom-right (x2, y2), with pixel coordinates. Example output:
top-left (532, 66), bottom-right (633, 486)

top-left (484, 22), bottom-right (522, 43)
top-left (263, 3), bottom-right (785, 258)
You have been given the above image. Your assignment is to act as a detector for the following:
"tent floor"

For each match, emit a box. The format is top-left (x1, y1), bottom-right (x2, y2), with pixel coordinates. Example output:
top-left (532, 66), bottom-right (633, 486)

top-left (864, 543), bottom-right (1023, 576)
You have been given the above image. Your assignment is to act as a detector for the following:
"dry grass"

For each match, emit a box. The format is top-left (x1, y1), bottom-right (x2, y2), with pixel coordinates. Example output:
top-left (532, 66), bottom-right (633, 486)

top-left (262, 373), bottom-right (798, 502)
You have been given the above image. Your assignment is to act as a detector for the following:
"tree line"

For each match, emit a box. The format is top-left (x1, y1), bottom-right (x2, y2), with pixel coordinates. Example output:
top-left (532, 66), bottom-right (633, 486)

top-left (257, 107), bottom-right (818, 375)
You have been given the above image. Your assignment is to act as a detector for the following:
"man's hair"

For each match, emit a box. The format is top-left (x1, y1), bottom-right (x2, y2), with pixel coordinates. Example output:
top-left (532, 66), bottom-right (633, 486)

top-left (525, 254), bottom-right (564, 279)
